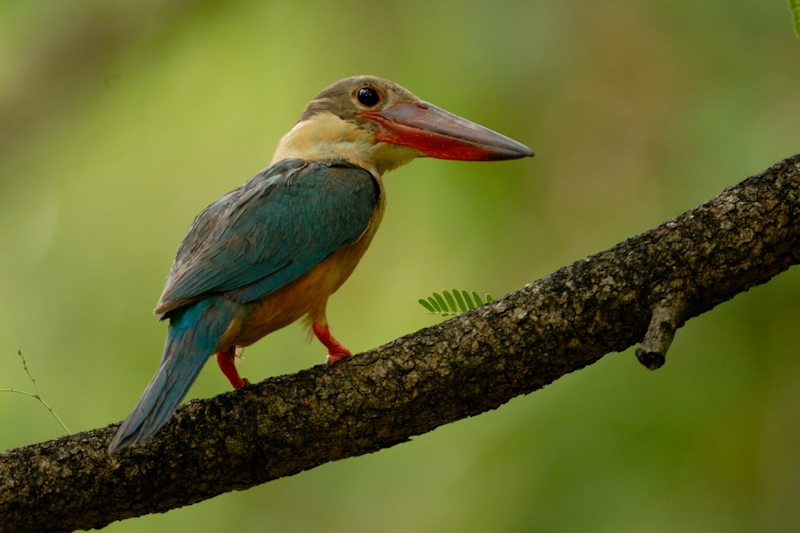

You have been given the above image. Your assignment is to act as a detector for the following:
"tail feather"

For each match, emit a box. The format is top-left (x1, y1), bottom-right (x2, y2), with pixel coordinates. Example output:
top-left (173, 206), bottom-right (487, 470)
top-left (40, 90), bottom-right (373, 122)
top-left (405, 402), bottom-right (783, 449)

top-left (108, 296), bottom-right (240, 453)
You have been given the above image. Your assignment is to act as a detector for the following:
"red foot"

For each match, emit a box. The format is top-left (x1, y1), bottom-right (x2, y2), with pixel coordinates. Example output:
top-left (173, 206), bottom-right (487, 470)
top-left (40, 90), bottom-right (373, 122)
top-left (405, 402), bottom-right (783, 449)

top-left (216, 348), bottom-right (248, 389)
top-left (312, 323), bottom-right (352, 367)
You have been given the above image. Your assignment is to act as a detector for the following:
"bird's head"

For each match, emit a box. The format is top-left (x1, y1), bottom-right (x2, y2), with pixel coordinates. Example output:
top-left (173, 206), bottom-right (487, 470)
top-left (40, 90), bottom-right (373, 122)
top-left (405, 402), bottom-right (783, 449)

top-left (272, 76), bottom-right (533, 176)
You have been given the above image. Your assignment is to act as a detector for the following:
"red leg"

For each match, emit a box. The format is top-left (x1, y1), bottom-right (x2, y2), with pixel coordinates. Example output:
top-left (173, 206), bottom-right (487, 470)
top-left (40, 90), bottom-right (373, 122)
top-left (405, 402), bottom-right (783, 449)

top-left (216, 347), bottom-right (248, 389)
top-left (312, 322), bottom-right (352, 367)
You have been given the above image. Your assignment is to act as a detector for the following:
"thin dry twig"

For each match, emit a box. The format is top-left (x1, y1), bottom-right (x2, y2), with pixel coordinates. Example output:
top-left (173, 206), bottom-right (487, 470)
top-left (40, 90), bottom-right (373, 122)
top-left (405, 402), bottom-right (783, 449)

top-left (0, 350), bottom-right (71, 434)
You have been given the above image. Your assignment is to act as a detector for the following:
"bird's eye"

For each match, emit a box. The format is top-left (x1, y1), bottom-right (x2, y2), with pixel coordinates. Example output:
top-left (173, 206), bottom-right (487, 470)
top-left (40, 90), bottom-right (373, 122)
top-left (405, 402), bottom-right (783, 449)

top-left (357, 87), bottom-right (380, 107)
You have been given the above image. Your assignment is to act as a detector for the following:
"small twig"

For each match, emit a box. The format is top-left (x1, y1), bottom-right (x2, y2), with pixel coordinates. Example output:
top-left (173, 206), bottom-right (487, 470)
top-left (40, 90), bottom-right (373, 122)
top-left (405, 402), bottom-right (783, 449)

top-left (0, 350), bottom-right (71, 434)
top-left (635, 300), bottom-right (686, 370)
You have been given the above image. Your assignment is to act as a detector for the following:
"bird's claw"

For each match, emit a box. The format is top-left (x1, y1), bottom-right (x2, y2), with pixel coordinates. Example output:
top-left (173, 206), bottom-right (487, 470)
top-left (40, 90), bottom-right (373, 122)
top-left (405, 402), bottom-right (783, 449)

top-left (326, 350), bottom-right (352, 367)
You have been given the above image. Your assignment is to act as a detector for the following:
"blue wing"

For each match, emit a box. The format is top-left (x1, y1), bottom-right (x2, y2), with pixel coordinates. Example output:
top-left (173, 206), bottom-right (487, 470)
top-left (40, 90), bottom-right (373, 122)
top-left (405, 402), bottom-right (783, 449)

top-left (155, 159), bottom-right (380, 316)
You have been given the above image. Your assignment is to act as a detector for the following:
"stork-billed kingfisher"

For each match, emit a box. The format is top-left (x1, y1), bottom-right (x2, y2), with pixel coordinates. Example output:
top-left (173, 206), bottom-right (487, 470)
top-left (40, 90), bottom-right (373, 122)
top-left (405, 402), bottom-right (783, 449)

top-left (108, 76), bottom-right (533, 453)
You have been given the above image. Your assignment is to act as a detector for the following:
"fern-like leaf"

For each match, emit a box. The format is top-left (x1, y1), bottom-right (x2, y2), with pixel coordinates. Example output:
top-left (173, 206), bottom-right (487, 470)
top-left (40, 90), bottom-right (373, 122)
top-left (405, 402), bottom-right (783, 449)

top-left (443, 290), bottom-right (457, 313)
top-left (463, 291), bottom-right (474, 308)
top-left (453, 290), bottom-right (467, 313)
top-left (472, 291), bottom-right (484, 307)
top-left (433, 292), bottom-right (448, 313)
top-left (418, 299), bottom-right (436, 313)
top-left (419, 289), bottom-right (494, 318)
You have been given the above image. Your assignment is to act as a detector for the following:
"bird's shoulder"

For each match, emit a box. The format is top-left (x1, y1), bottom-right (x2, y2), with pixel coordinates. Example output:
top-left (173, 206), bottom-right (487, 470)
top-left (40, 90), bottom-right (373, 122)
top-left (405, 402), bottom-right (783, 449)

top-left (154, 159), bottom-right (380, 316)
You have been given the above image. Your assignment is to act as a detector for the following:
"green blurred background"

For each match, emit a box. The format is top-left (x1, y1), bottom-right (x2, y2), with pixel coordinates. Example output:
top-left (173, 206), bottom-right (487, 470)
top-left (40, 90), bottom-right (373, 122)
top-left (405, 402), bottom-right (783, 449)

top-left (2, 0), bottom-right (799, 531)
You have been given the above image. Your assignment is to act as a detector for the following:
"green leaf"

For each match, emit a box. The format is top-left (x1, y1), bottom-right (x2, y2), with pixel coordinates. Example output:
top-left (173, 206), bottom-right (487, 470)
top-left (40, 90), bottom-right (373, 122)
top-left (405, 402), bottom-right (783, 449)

top-left (443, 290), bottom-right (457, 313)
top-left (419, 288), bottom-right (495, 319)
top-left (792, 0), bottom-right (800, 39)
top-left (433, 292), bottom-right (448, 313)
top-left (462, 290), bottom-right (475, 309)
top-left (453, 289), bottom-right (467, 312)
top-left (419, 299), bottom-right (436, 312)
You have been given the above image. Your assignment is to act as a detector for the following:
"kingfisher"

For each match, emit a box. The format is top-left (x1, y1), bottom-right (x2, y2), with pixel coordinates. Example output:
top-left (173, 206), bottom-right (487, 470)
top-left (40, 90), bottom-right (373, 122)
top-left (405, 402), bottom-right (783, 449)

top-left (108, 75), bottom-right (533, 453)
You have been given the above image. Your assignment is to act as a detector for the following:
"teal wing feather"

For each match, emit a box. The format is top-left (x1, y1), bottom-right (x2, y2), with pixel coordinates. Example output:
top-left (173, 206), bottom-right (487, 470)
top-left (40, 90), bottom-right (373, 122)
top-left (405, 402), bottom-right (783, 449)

top-left (155, 159), bottom-right (379, 315)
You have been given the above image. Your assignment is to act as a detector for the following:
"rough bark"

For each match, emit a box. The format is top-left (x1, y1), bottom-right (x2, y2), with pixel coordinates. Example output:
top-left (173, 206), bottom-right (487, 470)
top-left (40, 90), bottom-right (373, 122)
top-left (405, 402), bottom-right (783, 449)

top-left (2, 154), bottom-right (799, 532)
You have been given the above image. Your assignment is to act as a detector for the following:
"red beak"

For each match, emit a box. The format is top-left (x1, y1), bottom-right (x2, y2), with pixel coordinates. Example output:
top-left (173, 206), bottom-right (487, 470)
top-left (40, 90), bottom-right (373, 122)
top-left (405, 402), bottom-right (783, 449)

top-left (360, 101), bottom-right (533, 161)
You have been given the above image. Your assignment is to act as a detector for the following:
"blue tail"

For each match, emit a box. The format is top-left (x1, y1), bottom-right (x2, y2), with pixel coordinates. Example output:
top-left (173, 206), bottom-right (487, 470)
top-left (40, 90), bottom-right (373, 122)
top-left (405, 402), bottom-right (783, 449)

top-left (108, 296), bottom-right (240, 453)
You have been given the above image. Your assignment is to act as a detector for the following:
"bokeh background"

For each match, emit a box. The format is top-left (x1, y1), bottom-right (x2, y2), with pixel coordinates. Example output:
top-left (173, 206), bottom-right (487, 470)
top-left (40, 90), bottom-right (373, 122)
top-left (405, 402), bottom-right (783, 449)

top-left (2, 0), bottom-right (800, 531)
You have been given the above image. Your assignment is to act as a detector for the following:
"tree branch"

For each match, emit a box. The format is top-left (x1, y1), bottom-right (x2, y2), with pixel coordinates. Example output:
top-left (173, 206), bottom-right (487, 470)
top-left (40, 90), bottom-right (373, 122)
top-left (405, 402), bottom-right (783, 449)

top-left (2, 154), bottom-right (799, 533)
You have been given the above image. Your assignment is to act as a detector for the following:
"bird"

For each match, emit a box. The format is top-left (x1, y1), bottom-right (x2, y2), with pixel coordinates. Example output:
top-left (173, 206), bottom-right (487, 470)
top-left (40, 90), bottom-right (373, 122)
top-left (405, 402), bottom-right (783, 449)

top-left (108, 75), bottom-right (533, 453)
